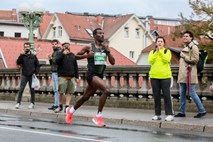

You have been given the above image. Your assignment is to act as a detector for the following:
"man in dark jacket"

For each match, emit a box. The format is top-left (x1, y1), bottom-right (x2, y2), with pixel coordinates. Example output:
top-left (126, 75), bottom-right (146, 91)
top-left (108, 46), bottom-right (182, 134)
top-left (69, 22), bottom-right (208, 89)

top-left (54, 42), bottom-right (78, 113)
top-left (15, 42), bottom-right (40, 109)
top-left (48, 39), bottom-right (61, 111)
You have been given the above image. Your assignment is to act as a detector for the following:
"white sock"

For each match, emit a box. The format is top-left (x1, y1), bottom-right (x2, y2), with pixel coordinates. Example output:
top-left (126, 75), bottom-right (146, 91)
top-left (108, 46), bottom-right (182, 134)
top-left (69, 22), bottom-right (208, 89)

top-left (69, 107), bottom-right (75, 113)
top-left (96, 112), bottom-right (102, 117)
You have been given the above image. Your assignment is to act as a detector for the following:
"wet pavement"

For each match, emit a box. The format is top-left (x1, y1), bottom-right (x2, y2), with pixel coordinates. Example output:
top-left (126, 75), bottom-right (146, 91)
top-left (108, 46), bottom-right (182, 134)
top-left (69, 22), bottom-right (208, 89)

top-left (0, 100), bottom-right (213, 133)
top-left (0, 114), bottom-right (212, 142)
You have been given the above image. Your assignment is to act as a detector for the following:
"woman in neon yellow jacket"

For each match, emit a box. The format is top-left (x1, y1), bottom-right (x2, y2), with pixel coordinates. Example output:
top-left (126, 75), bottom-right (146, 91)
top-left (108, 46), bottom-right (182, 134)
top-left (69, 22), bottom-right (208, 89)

top-left (148, 36), bottom-right (174, 121)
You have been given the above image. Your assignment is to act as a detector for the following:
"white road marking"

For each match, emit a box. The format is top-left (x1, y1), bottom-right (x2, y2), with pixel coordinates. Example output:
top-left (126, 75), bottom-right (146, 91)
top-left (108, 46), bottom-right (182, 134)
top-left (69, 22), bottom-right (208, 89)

top-left (0, 126), bottom-right (112, 142)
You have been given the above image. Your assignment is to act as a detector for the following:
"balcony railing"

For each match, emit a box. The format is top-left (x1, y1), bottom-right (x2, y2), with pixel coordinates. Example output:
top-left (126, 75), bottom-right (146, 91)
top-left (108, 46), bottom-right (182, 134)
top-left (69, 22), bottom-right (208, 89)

top-left (0, 65), bottom-right (212, 102)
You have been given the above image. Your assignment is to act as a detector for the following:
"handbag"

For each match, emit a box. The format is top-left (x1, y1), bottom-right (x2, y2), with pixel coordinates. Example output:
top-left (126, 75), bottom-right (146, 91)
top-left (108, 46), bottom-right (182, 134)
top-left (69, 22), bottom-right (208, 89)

top-left (32, 74), bottom-right (40, 90)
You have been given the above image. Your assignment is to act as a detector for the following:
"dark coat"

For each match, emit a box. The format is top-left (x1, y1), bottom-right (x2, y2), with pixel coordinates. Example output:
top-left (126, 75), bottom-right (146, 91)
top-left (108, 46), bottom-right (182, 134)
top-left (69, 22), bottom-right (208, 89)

top-left (16, 52), bottom-right (40, 76)
top-left (49, 47), bottom-right (61, 72)
top-left (56, 51), bottom-right (79, 78)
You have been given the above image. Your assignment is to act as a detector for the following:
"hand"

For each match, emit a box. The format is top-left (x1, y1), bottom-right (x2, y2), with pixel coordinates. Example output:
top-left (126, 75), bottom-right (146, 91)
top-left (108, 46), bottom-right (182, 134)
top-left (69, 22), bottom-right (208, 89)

top-left (180, 52), bottom-right (185, 59)
top-left (48, 54), bottom-right (52, 59)
top-left (87, 51), bottom-right (94, 58)
top-left (102, 43), bottom-right (110, 52)
top-left (20, 49), bottom-right (25, 55)
top-left (16, 64), bottom-right (21, 69)
top-left (63, 49), bottom-right (69, 55)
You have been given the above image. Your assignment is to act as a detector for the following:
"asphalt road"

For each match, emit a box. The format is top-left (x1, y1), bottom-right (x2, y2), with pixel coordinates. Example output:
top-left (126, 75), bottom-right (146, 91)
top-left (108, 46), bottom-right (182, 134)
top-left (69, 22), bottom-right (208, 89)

top-left (0, 114), bottom-right (212, 142)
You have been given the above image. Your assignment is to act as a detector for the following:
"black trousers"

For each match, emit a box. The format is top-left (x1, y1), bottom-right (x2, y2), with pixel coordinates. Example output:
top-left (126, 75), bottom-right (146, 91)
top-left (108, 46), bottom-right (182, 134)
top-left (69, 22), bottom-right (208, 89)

top-left (17, 75), bottom-right (35, 104)
top-left (150, 78), bottom-right (173, 116)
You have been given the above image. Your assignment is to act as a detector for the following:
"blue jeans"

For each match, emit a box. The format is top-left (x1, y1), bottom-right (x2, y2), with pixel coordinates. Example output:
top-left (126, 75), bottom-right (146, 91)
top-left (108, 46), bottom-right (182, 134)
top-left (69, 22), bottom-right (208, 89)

top-left (52, 73), bottom-right (59, 106)
top-left (179, 83), bottom-right (206, 114)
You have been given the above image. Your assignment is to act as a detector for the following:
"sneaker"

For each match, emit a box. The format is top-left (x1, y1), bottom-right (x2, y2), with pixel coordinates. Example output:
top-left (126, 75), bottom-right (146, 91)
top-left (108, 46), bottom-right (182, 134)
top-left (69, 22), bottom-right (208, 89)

top-left (194, 112), bottom-right (206, 118)
top-left (165, 115), bottom-right (174, 121)
top-left (152, 115), bottom-right (161, 120)
top-left (28, 103), bottom-right (34, 109)
top-left (174, 113), bottom-right (186, 117)
top-left (15, 103), bottom-right (20, 109)
top-left (65, 107), bottom-right (73, 124)
top-left (48, 105), bottom-right (58, 110)
top-left (92, 116), bottom-right (106, 127)
top-left (54, 105), bottom-right (63, 113)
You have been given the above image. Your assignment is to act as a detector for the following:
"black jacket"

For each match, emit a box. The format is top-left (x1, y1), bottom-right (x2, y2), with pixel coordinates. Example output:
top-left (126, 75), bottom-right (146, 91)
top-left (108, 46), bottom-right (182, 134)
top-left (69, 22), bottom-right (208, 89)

top-left (56, 51), bottom-right (79, 78)
top-left (16, 52), bottom-right (40, 76)
top-left (49, 47), bottom-right (61, 72)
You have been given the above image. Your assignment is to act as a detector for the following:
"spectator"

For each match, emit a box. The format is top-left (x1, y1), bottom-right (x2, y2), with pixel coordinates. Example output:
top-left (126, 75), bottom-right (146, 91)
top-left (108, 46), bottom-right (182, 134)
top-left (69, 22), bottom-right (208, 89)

top-left (54, 42), bottom-right (78, 113)
top-left (48, 39), bottom-right (61, 111)
top-left (175, 31), bottom-right (206, 118)
top-left (148, 36), bottom-right (174, 121)
top-left (15, 42), bottom-right (40, 109)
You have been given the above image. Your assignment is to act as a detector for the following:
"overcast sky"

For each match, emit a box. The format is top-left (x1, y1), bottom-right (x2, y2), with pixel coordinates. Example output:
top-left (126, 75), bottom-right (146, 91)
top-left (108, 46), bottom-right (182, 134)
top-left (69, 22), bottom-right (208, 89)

top-left (0, 0), bottom-right (193, 19)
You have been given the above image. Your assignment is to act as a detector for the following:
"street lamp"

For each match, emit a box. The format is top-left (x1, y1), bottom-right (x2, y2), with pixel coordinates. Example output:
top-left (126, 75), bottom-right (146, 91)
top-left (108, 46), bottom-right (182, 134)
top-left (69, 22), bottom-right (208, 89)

top-left (18, 3), bottom-right (45, 55)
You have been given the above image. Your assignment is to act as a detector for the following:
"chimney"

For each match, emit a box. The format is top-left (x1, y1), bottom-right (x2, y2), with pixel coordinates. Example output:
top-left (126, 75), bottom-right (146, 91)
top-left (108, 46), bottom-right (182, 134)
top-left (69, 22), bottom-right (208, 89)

top-left (96, 15), bottom-right (103, 23)
top-left (12, 9), bottom-right (16, 15)
top-left (11, 9), bottom-right (17, 21)
top-left (144, 16), bottom-right (150, 32)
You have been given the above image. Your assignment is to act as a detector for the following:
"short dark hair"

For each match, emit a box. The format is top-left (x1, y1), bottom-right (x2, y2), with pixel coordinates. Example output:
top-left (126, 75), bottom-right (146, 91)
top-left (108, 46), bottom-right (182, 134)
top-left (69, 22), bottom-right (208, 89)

top-left (62, 42), bottom-right (70, 46)
top-left (24, 42), bottom-right (30, 46)
top-left (93, 28), bottom-right (103, 35)
top-left (183, 30), bottom-right (194, 40)
top-left (51, 39), bottom-right (59, 43)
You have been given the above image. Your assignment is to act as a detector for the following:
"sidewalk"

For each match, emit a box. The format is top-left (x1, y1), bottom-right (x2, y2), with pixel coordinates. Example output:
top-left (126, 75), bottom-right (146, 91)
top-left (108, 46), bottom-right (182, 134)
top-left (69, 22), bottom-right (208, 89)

top-left (0, 100), bottom-right (213, 133)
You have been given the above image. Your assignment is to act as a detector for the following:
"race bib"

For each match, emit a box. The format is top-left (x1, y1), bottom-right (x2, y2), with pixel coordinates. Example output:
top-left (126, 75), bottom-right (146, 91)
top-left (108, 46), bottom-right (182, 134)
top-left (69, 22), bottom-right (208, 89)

top-left (94, 52), bottom-right (106, 65)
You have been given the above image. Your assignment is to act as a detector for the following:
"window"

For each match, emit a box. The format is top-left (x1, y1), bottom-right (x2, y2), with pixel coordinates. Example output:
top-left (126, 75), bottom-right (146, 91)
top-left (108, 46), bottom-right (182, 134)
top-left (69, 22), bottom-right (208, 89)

top-left (0, 31), bottom-right (4, 37)
top-left (52, 27), bottom-right (56, 38)
top-left (124, 27), bottom-right (129, 37)
top-left (135, 28), bottom-right (140, 38)
top-left (14, 32), bottom-right (21, 37)
top-left (129, 51), bottom-right (135, 59)
top-left (58, 26), bottom-right (62, 37)
top-left (86, 29), bottom-right (93, 37)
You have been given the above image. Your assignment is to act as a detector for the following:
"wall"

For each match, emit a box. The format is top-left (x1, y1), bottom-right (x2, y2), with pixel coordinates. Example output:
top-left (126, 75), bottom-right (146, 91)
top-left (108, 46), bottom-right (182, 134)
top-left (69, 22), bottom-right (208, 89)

top-left (109, 18), bottom-right (153, 63)
top-left (0, 24), bottom-right (39, 38)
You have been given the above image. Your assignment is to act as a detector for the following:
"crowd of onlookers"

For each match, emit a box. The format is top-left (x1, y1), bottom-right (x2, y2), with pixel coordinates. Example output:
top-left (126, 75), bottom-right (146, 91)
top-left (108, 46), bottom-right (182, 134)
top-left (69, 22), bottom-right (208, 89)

top-left (14, 29), bottom-right (209, 127)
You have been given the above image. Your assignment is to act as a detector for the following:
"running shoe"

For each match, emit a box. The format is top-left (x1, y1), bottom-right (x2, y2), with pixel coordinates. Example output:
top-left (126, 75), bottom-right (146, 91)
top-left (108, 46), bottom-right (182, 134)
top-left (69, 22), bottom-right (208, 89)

top-left (92, 115), bottom-right (106, 127)
top-left (65, 107), bottom-right (73, 124)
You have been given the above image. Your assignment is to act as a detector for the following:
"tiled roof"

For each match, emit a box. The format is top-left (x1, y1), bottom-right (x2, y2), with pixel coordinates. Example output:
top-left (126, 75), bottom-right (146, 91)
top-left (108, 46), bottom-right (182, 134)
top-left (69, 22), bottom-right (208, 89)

top-left (54, 13), bottom-right (135, 41)
top-left (141, 36), bottom-right (183, 53)
top-left (56, 13), bottom-right (101, 41)
top-left (0, 37), bottom-right (52, 68)
top-left (39, 13), bottom-right (53, 37)
top-left (103, 14), bottom-right (133, 39)
top-left (109, 47), bottom-right (136, 65)
top-left (0, 37), bottom-right (136, 68)
top-left (0, 9), bottom-right (17, 21)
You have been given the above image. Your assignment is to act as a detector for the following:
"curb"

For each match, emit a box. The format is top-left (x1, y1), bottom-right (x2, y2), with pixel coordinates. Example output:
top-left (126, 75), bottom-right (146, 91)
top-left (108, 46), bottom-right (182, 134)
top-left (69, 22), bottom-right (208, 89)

top-left (0, 108), bottom-right (212, 133)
